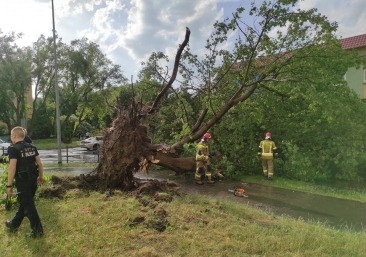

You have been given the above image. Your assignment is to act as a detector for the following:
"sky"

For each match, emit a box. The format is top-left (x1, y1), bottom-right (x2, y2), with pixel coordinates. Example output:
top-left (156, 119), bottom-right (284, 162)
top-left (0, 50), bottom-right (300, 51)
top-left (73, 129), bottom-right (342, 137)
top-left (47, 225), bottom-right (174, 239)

top-left (0, 0), bottom-right (366, 78)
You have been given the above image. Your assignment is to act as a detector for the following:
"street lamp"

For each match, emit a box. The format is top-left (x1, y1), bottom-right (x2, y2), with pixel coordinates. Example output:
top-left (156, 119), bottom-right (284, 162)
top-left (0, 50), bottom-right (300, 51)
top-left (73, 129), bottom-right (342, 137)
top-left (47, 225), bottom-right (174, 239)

top-left (51, 0), bottom-right (62, 164)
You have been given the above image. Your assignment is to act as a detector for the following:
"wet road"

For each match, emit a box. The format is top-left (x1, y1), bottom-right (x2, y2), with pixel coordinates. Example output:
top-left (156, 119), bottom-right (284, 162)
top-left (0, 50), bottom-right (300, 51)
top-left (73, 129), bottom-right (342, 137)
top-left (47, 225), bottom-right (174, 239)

top-left (38, 147), bottom-right (100, 163)
top-left (137, 170), bottom-right (366, 231)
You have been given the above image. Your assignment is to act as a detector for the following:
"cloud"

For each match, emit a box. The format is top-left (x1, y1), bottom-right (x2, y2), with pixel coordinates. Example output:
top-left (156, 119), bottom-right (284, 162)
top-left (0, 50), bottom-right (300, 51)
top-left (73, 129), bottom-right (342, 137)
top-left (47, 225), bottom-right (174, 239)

top-left (74, 0), bottom-right (224, 76)
top-left (0, 0), bottom-right (52, 46)
top-left (297, 0), bottom-right (366, 38)
top-left (1, 0), bottom-right (366, 78)
top-left (121, 0), bottom-right (222, 59)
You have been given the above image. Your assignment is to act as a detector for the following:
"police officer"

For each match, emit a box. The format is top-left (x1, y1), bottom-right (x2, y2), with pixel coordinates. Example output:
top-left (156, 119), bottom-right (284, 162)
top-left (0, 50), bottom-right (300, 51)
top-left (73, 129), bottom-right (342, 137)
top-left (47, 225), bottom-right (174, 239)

top-left (5, 126), bottom-right (44, 238)
top-left (258, 132), bottom-right (277, 180)
top-left (195, 133), bottom-right (215, 185)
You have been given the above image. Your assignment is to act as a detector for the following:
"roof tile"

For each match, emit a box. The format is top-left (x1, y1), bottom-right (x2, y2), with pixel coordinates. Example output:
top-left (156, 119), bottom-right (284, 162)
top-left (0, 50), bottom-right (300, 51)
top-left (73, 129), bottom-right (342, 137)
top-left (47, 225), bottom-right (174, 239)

top-left (340, 34), bottom-right (366, 50)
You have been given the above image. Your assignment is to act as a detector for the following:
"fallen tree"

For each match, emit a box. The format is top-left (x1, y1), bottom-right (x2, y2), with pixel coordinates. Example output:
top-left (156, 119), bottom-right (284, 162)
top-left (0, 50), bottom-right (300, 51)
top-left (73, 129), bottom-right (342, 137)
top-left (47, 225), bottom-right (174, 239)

top-left (49, 0), bottom-right (357, 193)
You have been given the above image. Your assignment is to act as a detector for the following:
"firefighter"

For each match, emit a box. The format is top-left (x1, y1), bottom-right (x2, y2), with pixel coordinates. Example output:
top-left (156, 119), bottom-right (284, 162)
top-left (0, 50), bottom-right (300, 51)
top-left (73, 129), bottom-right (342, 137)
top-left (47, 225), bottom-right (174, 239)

top-left (195, 133), bottom-right (215, 185)
top-left (258, 132), bottom-right (277, 180)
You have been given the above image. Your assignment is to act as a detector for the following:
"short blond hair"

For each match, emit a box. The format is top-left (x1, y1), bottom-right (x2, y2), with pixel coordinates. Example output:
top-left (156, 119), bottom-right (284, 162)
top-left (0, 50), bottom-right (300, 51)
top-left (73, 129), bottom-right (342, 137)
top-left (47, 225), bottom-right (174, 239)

top-left (11, 126), bottom-right (25, 139)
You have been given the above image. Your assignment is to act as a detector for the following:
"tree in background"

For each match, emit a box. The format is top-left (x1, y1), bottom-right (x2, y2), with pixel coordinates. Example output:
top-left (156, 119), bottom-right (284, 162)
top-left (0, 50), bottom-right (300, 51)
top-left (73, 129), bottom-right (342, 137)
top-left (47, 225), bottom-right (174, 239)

top-left (0, 31), bottom-right (32, 132)
top-left (28, 35), bottom-right (127, 139)
top-left (29, 35), bottom-right (63, 138)
top-left (59, 38), bottom-right (127, 138)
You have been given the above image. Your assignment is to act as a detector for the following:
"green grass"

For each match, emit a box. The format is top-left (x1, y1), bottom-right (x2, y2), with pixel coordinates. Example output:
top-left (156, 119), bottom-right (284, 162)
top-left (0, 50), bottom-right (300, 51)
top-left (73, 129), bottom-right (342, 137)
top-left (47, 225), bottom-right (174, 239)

top-left (43, 162), bottom-right (97, 168)
top-left (2, 163), bottom-right (366, 256)
top-left (1, 190), bottom-right (365, 257)
top-left (32, 138), bottom-right (80, 150)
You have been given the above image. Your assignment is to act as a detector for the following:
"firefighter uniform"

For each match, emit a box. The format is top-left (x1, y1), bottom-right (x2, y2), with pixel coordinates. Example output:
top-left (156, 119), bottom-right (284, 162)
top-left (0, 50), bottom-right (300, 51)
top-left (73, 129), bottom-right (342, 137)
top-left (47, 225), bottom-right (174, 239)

top-left (258, 132), bottom-right (277, 179)
top-left (195, 133), bottom-right (214, 185)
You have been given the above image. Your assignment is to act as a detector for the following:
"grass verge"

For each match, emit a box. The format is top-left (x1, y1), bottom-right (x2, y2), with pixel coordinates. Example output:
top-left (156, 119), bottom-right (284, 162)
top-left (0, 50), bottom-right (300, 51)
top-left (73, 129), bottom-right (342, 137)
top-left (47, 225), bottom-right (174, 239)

top-left (32, 138), bottom-right (80, 150)
top-left (1, 190), bottom-right (365, 257)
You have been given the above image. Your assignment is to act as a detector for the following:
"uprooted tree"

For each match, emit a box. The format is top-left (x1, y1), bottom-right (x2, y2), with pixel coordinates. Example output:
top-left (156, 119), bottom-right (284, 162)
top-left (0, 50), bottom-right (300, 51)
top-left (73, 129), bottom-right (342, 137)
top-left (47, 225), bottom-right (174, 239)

top-left (65, 0), bottom-right (358, 191)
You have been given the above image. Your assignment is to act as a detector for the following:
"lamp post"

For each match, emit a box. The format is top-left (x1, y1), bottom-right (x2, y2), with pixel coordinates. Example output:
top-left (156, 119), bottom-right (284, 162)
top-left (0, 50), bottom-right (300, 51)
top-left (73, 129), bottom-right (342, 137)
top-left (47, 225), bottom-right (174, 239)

top-left (51, 0), bottom-right (62, 164)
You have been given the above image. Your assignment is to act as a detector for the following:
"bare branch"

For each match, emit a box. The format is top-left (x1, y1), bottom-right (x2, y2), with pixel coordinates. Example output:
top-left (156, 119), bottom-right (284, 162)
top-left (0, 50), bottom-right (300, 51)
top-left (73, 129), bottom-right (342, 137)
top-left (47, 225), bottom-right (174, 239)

top-left (191, 108), bottom-right (208, 133)
top-left (148, 27), bottom-right (191, 114)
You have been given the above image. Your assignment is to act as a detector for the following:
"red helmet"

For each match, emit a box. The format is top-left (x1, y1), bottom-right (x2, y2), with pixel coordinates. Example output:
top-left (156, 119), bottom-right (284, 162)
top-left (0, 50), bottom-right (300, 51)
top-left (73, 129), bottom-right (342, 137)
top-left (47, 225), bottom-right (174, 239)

top-left (265, 132), bottom-right (272, 139)
top-left (203, 133), bottom-right (211, 139)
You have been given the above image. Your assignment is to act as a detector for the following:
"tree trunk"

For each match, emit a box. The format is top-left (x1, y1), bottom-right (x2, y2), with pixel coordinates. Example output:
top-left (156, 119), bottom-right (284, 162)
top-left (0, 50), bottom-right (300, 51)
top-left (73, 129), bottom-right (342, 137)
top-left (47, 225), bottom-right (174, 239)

top-left (154, 152), bottom-right (195, 174)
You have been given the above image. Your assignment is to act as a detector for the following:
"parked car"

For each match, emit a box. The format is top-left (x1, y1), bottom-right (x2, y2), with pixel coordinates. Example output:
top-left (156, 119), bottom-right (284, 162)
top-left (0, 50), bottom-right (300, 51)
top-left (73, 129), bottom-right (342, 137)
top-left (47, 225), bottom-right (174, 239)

top-left (0, 138), bottom-right (10, 155)
top-left (0, 138), bottom-right (11, 162)
top-left (80, 136), bottom-right (103, 151)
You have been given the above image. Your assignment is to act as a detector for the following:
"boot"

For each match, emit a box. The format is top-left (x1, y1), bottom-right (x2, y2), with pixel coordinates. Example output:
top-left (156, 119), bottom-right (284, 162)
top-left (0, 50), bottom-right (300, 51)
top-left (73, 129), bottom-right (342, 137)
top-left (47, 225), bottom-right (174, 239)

top-left (27, 230), bottom-right (44, 238)
top-left (5, 220), bottom-right (17, 232)
top-left (268, 172), bottom-right (273, 180)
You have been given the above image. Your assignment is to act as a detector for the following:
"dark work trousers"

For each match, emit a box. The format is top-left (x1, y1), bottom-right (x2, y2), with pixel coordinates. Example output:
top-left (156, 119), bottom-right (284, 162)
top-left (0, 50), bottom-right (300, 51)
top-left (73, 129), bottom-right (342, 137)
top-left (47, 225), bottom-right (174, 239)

top-left (11, 179), bottom-right (43, 234)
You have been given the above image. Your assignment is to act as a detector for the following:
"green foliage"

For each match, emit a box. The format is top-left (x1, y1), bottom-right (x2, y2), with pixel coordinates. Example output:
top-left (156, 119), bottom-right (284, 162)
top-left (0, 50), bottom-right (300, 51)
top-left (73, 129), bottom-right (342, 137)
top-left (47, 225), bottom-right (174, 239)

top-left (0, 157), bottom-right (51, 210)
top-left (0, 31), bottom-right (32, 129)
top-left (31, 104), bottom-right (54, 139)
top-left (32, 138), bottom-right (80, 150)
top-left (74, 121), bottom-right (92, 138)
top-left (0, 156), bottom-right (9, 194)
top-left (0, 125), bottom-right (8, 136)
top-left (30, 35), bottom-right (127, 140)
top-left (168, 0), bottom-right (366, 183)
top-left (118, 86), bottom-right (134, 108)
top-left (61, 115), bottom-right (77, 144)
top-left (0, 158), bottom-right (16, 209)
top-left (211, 76), bottom-right (366, 182)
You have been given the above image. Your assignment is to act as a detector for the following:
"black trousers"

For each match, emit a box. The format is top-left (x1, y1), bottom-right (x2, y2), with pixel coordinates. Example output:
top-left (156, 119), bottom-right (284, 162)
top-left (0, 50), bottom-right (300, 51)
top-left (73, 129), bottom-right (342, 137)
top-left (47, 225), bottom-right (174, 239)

top-left (10, 179), bottom-right (43, 234)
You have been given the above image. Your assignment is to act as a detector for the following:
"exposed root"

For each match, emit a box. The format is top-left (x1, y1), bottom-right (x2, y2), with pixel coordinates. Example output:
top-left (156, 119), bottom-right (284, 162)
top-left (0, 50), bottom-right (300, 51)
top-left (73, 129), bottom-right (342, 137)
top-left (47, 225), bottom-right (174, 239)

top-left (39, 175), bottom-right (181, 199)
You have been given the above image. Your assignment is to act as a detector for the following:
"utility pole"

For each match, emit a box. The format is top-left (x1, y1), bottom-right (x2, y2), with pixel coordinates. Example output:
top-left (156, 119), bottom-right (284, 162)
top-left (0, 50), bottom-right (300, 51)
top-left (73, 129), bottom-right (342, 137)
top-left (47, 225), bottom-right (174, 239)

top-left (52, 0), bottom-right (62, 164)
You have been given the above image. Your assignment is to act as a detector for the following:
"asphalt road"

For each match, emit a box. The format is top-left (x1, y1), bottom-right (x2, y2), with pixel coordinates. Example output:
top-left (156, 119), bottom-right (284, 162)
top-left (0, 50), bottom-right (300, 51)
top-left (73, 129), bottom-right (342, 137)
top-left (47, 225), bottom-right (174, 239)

top-left (38, 147), bottom-right (100, 163)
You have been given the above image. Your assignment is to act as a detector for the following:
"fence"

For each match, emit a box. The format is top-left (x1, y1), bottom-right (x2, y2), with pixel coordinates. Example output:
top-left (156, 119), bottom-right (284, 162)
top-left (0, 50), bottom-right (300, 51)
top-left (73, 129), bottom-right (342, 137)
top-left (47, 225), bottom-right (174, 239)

top-left (1, 146), bottom-right (101, 164)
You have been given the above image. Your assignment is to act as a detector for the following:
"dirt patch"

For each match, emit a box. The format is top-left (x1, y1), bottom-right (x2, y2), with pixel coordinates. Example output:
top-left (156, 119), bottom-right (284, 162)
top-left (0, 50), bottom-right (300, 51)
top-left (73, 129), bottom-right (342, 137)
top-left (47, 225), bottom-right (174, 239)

top-left (132, 178), bottom-right (181, 197)
top-left (147, 207), bottom-right (169, 232)
top-left (129, 216), bottom-right (146, 227)
top-left (40, 175), bottom-right (181, 199)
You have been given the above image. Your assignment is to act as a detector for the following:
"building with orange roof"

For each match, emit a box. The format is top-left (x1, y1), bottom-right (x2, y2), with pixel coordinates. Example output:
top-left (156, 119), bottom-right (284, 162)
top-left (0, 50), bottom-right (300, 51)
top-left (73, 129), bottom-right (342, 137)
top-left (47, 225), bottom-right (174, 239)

top-left (340, 34), bottom-right (366, 100)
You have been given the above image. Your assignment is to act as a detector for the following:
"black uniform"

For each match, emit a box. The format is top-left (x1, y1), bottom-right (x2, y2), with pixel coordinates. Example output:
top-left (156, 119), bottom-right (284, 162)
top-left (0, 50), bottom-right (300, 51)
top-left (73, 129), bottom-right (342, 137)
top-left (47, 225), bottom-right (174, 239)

top-left (7, 141), bottom-right (43, 235)
top-left (24, 135), bottom-right (33, 143)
